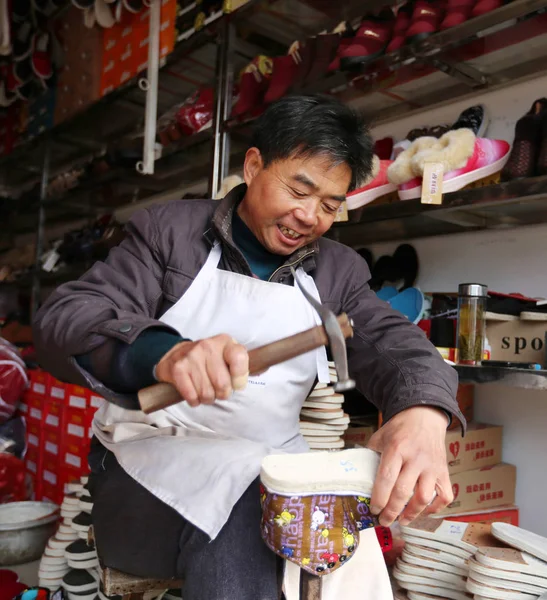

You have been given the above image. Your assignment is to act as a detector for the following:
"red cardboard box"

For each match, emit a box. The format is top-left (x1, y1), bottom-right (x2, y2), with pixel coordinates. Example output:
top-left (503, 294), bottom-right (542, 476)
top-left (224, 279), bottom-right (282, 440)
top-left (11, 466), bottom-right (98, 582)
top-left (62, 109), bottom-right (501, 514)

top-left (63, 437), bottom-right (90, 471)
top-left (66, 384), bottom-right (88, 410)
top-left (24, 445), bottom-right (41, 478)
top-left (49, 378), bottom-right (67, 402)
top-left (43, 399), bottom-right (65, 432)
top-left (26, 419), bottom-right (43, 450)
top-left (65, 406), bottom-right (91, 441)
top-left (41, 454), bottom-right (61, 504)
top-left (29, 370), bottom-right (49, 397)
top-left (60, 465), bottom-right (86, 496)
top-left (440, 463), bottom-right (516, 515)
top-left (440, 505), bottom-right (519, 527)
top-left (42, 428), bottom-right (63, 462)
top-left (27, 394), bottom-right (45, 424)
top-left (446, 423), bottom-right (502, 475)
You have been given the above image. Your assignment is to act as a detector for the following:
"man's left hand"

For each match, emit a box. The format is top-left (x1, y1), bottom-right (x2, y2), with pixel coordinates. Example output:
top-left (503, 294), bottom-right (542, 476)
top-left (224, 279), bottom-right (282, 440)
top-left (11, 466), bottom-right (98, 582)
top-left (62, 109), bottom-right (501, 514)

top-left (367, 406), bottom-right (453, 527)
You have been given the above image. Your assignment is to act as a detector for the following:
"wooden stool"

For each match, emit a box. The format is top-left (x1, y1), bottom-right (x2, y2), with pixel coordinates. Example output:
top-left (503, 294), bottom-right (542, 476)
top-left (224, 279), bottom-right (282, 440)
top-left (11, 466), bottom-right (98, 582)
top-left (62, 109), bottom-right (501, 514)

top-left (99, 563), bottom-right (183, 600)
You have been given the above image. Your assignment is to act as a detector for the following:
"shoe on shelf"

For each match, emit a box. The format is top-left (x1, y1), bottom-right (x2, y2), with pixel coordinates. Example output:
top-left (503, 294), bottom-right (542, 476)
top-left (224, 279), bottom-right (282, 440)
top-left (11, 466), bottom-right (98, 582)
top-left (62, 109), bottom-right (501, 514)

top-left (440, 0), bottom-right (475, 30)
top-left (390, 130), bottom-right (510, 200)
top-left (386, 2), bottom-right (414, 53)
top-left (405, 0), bottom-right (446, 45)
top-left (407, 124), bottom-right (450, 141)
top-left (501, 98), bottom-right (547, 181)
top-left (31, 32), bottom-right (53, 80)
top-left (472, 0), bottom-right (504, 17)
top-left (374, 137), bottom-right (394, 160)
top-left (14, 56), bottom-right (33, 85)
top-left (96, 0), bottom-right (117, 27)
top-left (13, 21), bottom-right (33, 62)
top-left (303, 32), bottom-right (340, 86)
top-left (339, 8), bottom-right (395, 70)
top-left (451, 104), bottom-right (488, 136)
top-left (231, 56), bottom-right (273, 118)
top-left (347, 156), bottom-right (398, 210)
top-left (263, 54), bottom-right (299, 105)
top-left (536, 105), bottom-right (547, 177)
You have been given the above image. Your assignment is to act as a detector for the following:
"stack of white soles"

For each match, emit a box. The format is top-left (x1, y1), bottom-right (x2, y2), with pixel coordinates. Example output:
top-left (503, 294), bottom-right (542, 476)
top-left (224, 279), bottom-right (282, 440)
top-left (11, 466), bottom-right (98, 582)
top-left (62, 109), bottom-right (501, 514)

top-left (299, 361), bottom-right (349, 451)
top-left (38, 475), bottom-right (100, 599)
top-left (467, 523), bottom-right (547, 600)
top-left (393, 518), bottom-right (547, 600)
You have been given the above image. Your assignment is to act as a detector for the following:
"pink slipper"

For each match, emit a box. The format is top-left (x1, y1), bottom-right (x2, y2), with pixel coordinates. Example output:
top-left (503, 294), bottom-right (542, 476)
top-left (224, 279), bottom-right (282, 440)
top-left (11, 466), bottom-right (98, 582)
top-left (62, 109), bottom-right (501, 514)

top-left (347, 159), bottom-right (397, 210)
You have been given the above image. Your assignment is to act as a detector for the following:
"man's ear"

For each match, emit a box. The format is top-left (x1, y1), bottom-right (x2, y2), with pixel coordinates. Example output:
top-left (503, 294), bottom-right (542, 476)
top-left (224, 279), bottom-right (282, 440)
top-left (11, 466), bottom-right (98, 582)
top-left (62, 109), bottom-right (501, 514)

top-left (243, 147), bottom-right (264, 186)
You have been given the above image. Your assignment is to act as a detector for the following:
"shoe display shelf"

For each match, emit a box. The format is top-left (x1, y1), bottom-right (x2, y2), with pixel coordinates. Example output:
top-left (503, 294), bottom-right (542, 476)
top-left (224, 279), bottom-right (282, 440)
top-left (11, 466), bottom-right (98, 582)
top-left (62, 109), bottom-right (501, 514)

top-left (455, 364), bottom-right (547, 390)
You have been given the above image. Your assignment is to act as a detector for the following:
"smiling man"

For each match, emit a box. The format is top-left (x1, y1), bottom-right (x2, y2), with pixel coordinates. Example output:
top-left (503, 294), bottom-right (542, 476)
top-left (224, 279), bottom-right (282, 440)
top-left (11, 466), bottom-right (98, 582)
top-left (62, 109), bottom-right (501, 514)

top-left (34, 95), bottom-right (464, 600)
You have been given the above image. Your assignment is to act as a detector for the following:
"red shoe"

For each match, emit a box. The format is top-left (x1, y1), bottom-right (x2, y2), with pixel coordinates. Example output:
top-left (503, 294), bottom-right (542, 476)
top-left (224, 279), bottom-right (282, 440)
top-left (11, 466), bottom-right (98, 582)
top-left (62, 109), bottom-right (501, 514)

top-left (31, 32), bottom-right (52, 80)
top-left (339, 8), bottom-right (395, 69)
top-left (328, 37), bottom-right (354, 72)
top-left (440, 0), bottom-right (475, 29)
top-left (386, 2), bottom-right (414, 53)
top-left (374, 137), bottom-right (394, 160)
top-left (472, 0), bottom-right (504, 17)
top-left (231, 56), bottom-right (273, 118)
top-left (405, 0), bottom-right (446, 44)
top-left (264, 54), bottom-right (298, 105)
top-left (303, 33), bottom-right (340, 85)
top-left (347, 159), bottom-right (398, 210)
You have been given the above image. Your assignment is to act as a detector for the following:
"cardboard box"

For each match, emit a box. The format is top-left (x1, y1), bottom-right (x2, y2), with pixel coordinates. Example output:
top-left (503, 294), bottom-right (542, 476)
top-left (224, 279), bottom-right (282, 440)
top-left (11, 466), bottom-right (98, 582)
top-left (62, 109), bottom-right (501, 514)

top-left (65, 406), bottom-right (91, 442)
top-left (49, 378), bottom-right (67, 402)
top-left (43, 399), bottom-right (65, 432)
top-left (487, 317), bottom-right (547, 367)
top-left (66, 384), bottom-right (88, 410)
top-left (29, 370), bottom-right (49, 397)
top-left (27, 395), bottom-right (44, 423)
top-left (343, 418), bottom-right (377, 448)
top-left (446, 423), bottom-right (502, 474)
top-left (440, 505), bottom-right (519, 527)
top-left (440, 463), bottom-right (516, 515)
top-left (449, 384), bottom-right (474, 431)
top-left (42, 428), bottom-right (63, 461)
top-left (63, 436), bottom-right (90, 471)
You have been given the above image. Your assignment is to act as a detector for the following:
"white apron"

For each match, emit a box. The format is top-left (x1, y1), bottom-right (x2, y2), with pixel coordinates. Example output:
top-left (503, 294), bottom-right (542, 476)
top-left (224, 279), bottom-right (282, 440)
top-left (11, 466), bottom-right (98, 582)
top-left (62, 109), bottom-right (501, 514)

top-left (93, 242), bottom-right (329, 539)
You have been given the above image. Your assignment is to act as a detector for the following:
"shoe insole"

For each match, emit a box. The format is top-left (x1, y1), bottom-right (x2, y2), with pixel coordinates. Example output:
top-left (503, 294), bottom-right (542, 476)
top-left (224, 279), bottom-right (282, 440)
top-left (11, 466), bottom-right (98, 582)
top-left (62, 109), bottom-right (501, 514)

top-left (63, 569), bottom-right (98, 592)
top-left (401, 534), bottom-right (473, 559)
top-left (261, 447), bottom-right (379, 496)
top-left (392, 572), bottom-right (471, 599)
top-left (469, 557), bottom-right (547, 589)
top-left (40, 554), bottom-right (67, 566)
top-left (301, 414), bottom-right (350, 426)
top-left (309, 387), bottom-right (337, 398)
top-left (393, 563), bottom-right (467, 592)
top-left (402, 548), bottom-right (468, 577)
top-left (302, 435), bottom-right (342, 443)
top-left (467, 576), bottom-right (538, 599)
top-left (469, 565), bottom-right (547, 595)
top-left (407, 592), bottom-right (472, 600)
top-left (62, 496), bottom-right (80, 507)
top-left (308, 439), bottom-right (345, 449)
top-left (38, 564), bottom-right (70, 576)
top-left (304, 394), bottom-right (344, 405)
top-left (300, 408), bottom-right (345, 420)
top-left (301, 427), bottom-right (346, 436)
top-left (492, 523), bottom-right (547, 563)
top-left (401, 517), bottom-right (499, 553)
top-left (68, 592), bottom-right (98, 600)
top-left (49, 537), bottom-right (74, 549)
top-left (67, 558), bottom-right (99, 570)
top-left (476, 546), bottom-right (547, 577)
top-left (299, 422), bottom-right (347, 432)
top-left (303, 401), bottom-right (344, 410)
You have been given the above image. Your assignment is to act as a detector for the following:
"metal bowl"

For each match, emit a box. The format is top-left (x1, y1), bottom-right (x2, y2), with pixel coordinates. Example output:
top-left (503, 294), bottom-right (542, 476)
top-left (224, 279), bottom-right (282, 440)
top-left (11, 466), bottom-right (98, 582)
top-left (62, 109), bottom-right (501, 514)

top-left (0, 501), bottom-right (59, 566)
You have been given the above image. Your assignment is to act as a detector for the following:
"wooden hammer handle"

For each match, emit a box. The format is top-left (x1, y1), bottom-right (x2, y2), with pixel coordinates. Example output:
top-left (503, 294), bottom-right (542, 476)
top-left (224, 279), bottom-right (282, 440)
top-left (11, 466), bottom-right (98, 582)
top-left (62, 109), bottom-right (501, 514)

top-left (138, 313), bottom-right (352, 414)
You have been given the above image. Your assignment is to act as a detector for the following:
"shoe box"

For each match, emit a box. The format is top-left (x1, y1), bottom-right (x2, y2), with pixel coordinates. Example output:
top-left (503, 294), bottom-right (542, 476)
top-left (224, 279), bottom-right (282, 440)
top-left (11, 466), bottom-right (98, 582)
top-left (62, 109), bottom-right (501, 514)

top-left (448, 383), bottom-right (475, 431)
top-left (486, 314), bottom-right (547, 367)
top-left (440, 463), bottom-right (516, 516)
top-left (435, 504), bottom-right (519, 527)
top-left (23, 369), bottom-right (104, 501)
top-left (100, 0), bottom-right (177, 97)
top-left (446, 423), bottom-right (502, 475)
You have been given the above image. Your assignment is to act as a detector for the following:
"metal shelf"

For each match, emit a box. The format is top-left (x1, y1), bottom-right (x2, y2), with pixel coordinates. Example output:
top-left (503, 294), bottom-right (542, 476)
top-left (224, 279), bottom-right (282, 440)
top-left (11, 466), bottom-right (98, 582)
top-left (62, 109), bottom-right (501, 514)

top-left (455, 365), bottom-right (547, 390)
top-left (330, 176), bottom-right (547, 245)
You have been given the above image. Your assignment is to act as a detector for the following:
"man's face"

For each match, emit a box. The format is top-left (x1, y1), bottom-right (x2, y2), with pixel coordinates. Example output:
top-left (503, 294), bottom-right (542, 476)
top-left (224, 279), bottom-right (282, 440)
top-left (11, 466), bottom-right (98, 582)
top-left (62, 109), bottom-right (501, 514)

top-left (238, 148), bottom-right (352, 256)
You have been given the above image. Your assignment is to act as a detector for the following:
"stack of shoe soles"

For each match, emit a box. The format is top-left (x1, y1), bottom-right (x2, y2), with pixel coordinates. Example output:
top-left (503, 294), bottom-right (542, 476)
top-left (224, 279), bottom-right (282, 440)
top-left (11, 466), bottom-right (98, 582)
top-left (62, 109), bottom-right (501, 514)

top-left (299, 361), bottom-right (349, 451)
top-left (393, 516), bottom-right (506, 600)
top-left (38, 475), bottom-right (101, 599)
top-left (467, 522), bottom-right (547, 600)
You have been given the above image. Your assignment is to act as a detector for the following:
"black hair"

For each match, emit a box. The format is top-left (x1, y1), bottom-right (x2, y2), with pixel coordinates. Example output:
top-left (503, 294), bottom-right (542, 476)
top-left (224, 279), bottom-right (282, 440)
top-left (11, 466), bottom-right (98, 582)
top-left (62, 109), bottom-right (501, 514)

top-left (251, 95), bottom-right (373, 192)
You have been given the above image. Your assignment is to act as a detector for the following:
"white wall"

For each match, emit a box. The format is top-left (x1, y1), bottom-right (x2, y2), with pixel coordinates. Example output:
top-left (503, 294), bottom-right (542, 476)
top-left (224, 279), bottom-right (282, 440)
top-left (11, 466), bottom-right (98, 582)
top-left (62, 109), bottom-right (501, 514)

top-left (364, 76), bottom-right (547, 534)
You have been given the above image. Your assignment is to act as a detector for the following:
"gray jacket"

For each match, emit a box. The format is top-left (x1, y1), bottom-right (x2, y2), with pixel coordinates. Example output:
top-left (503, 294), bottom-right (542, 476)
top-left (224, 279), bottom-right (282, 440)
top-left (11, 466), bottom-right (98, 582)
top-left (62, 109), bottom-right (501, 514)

top-left (33, 185), bottom-right (464, 428)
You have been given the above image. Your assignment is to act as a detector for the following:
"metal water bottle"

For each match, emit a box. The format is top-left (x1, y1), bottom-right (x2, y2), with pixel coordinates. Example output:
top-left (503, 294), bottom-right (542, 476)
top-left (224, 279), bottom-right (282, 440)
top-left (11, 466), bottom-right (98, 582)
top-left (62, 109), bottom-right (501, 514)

top-left (456, 283), bottom-right (488, 365)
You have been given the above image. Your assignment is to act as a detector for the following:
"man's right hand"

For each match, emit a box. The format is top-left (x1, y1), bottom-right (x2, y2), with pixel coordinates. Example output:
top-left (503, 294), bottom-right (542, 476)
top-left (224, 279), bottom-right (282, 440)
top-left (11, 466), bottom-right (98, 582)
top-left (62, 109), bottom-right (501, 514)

top-left (155, 334), bottom-right (249, 407)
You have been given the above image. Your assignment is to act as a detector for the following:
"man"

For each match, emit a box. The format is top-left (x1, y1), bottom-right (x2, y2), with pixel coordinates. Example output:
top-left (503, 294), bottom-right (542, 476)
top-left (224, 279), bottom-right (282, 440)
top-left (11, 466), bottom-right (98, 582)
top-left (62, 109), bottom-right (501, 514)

top-left (34, 95), bottom-right (463, 600)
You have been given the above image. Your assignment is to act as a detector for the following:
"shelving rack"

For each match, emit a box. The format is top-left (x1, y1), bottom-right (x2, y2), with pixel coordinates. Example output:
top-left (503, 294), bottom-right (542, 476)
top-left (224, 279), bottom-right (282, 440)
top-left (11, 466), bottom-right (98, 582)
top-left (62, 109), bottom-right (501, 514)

top-left (2, 0), bottom-right (547, 328)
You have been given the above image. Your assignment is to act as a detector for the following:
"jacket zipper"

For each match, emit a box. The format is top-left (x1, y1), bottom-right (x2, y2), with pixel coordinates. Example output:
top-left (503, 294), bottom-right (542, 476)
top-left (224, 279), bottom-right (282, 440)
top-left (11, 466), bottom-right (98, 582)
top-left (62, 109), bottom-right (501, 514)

top-left (268, 250), bottom-right (316, 282)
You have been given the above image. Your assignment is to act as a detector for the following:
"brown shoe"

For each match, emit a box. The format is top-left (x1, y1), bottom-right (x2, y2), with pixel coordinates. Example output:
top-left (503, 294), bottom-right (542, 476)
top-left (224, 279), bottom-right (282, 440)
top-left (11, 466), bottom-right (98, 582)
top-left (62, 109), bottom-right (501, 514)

top-left (502, 98), bottom-right (547, 181)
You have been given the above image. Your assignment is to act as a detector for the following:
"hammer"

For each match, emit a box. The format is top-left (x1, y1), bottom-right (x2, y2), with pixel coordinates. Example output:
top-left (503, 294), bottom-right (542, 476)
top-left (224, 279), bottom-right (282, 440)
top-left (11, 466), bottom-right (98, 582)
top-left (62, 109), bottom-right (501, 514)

top-left (133, 268), bottom-right (355, 414)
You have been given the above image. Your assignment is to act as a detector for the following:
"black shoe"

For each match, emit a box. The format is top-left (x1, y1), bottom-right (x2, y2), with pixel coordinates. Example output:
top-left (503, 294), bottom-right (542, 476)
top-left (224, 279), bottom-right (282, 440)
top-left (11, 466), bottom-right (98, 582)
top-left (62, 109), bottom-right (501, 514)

top-left (451, 104), bottom-right (488, 137)
top-left (13, 21), bottom-right (34, 62)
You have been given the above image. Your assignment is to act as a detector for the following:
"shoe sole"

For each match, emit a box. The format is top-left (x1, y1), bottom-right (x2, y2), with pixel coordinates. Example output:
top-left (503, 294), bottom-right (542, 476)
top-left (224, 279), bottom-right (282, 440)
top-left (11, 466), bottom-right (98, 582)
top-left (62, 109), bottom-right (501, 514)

top-left (260, 447), bottom-right (379, 496)
top-left (347, 182), bottom-right (398, 210)
top-left (398, 151), bottom-right (510, 200)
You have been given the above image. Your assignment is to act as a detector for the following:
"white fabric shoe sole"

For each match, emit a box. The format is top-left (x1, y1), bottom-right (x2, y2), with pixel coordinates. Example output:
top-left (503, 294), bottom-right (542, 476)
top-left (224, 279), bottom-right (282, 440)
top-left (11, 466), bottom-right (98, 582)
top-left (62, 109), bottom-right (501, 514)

top-left (467, 577), bottom-right (538, 599)
top-left (393, 564), bottom-right (467, 592)
top-left (402, 547), bottom-right (468, 577)
top-left (492, 523), bottom-right (547, 563)
top-left (469, 556), bottom-right (547, 589)
top-left (476, 546), bottom-right (547, 577)
top-left (261, 448), bottom-right (379, 495)
top-left (401, 534), bottom-right (472, 559)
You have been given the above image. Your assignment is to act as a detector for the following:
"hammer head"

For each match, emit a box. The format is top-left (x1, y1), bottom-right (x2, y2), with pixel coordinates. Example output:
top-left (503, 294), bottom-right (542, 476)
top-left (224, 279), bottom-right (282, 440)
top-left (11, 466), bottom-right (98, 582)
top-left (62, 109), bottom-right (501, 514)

top-left (291, 267), bottom-right (355, 393)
